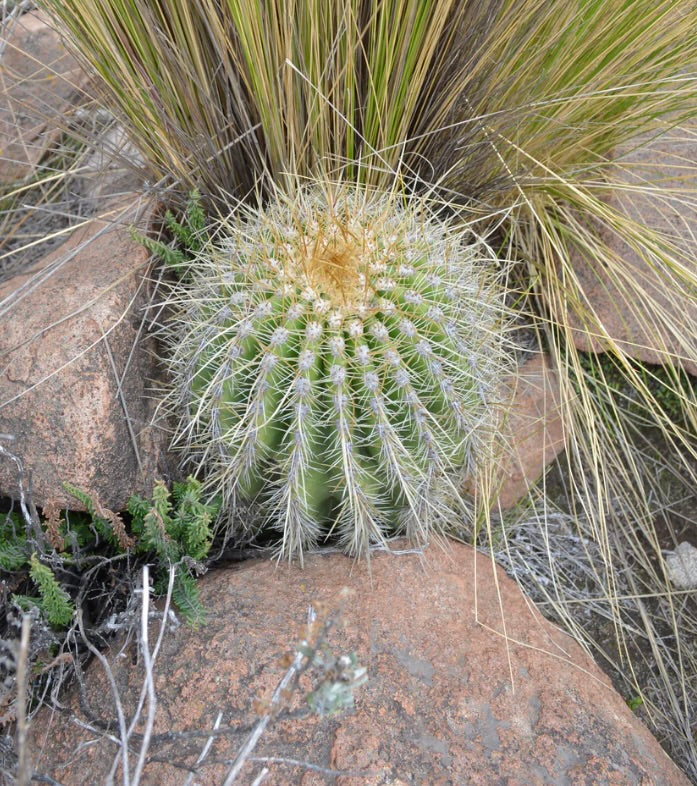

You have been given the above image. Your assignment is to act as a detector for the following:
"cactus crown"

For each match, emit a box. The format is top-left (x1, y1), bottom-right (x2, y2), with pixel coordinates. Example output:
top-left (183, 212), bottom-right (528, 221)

top-left (163, 182), bottom-right (509, 561)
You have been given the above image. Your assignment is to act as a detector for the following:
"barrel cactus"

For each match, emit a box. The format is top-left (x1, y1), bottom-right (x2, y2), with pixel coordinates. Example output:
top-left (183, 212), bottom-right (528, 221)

top-left (163, 183), bottom-right (509, 560)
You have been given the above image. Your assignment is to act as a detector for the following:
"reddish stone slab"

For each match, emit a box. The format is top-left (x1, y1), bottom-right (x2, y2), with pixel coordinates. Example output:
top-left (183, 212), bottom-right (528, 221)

top-left (0, 199), bottom-right (176, 510)
top-left (27, 542), bottom-right (689, 785)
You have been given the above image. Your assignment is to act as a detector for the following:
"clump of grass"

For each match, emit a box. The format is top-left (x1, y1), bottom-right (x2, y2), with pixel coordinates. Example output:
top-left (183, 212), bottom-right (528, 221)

top-left (577, 351), bottom-right (697, 428)
top-left (36, 1), bottom-right (696, 207)
top-left (0, 127), bottom-right (96, 281)
top-left (36, 0), bottom-right (489, 197)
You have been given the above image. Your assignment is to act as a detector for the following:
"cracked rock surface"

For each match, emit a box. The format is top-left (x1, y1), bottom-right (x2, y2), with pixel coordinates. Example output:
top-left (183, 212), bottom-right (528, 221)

top-left (0, 201), bottom-right (176, 511)
top-left (28, 541), bottom-right (689, 785)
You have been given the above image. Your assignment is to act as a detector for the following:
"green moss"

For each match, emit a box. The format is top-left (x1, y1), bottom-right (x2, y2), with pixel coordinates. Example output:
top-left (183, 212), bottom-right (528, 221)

top-left (577, 351), bottom-right (697, 427)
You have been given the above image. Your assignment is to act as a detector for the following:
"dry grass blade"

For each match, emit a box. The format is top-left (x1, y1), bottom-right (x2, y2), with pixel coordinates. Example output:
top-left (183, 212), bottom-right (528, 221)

top-left (30, 1), bottom-right (507, 198)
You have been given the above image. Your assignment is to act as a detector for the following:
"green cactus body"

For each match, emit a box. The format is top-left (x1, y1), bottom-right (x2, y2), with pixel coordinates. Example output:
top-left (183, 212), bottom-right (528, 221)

top-left (165, 184), bottom-right (507, 559)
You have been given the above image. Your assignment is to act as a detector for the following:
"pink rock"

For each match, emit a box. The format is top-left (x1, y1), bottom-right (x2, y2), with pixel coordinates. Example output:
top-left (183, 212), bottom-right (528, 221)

top-left (0, 200), bottom-right (176, 511)
top-left (567, 130), bottom-right (697, 374)
top-left (490, 352), bottom-right (567, 509)
top-left (27, 542), bottom-right (688, 784)
top-left (0, 9), bottom-right (89, 183)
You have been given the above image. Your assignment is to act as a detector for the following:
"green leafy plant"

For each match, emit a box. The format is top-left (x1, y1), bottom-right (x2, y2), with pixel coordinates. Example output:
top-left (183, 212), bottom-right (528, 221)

top-left (0, 511), bottom-right (26, 571)
top-left (128, 478), bottom-right (218, 623)
top-left (11, 547), bottom-right (76, 628)
top-left (1, 477), bottom-right (218, 627)
top-left (22, 554), bottom-right (74, 627)
top-left (132, 188), bottom-right (206, 269)
top-left (627, 695), bottom-right (644, 712)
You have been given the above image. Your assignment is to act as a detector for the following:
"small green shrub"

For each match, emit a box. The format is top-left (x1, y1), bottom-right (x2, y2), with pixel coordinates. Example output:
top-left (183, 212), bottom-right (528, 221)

top-left (0, 513), bottom-right (26, 572)
top-left (131, 188), bottom-right (206, 270)
top-left (20, 554), bottom-right (74, 628)
top-left (128, 478), bottom-right (218, 623)
top-left (0, 476), bottom-right (219, 627)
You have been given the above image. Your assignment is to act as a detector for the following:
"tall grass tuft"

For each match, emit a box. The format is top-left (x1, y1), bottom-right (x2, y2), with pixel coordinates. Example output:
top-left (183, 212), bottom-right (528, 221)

top-left (35, 0), bottom-right (697, 774)
top-left (39, 0), bottom-right (485, 196)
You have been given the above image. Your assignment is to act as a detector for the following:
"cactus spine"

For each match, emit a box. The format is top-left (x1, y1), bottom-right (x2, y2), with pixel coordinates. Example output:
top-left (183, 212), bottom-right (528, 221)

top-left (164, 183), bottom-right (508, 560)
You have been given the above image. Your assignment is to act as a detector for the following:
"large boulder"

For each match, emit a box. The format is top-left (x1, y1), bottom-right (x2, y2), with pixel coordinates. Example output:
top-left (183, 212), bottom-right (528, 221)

top-left (568, 129), bottom-right (697, 375)
top-left (26, 542), bottom-right (688, 784)
top-left (0, 201), bottom-right (176, 511)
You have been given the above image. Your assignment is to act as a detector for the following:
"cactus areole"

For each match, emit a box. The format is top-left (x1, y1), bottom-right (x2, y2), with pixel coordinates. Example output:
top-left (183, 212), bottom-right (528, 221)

top-left (166, 184), bottom-right (507, 559)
